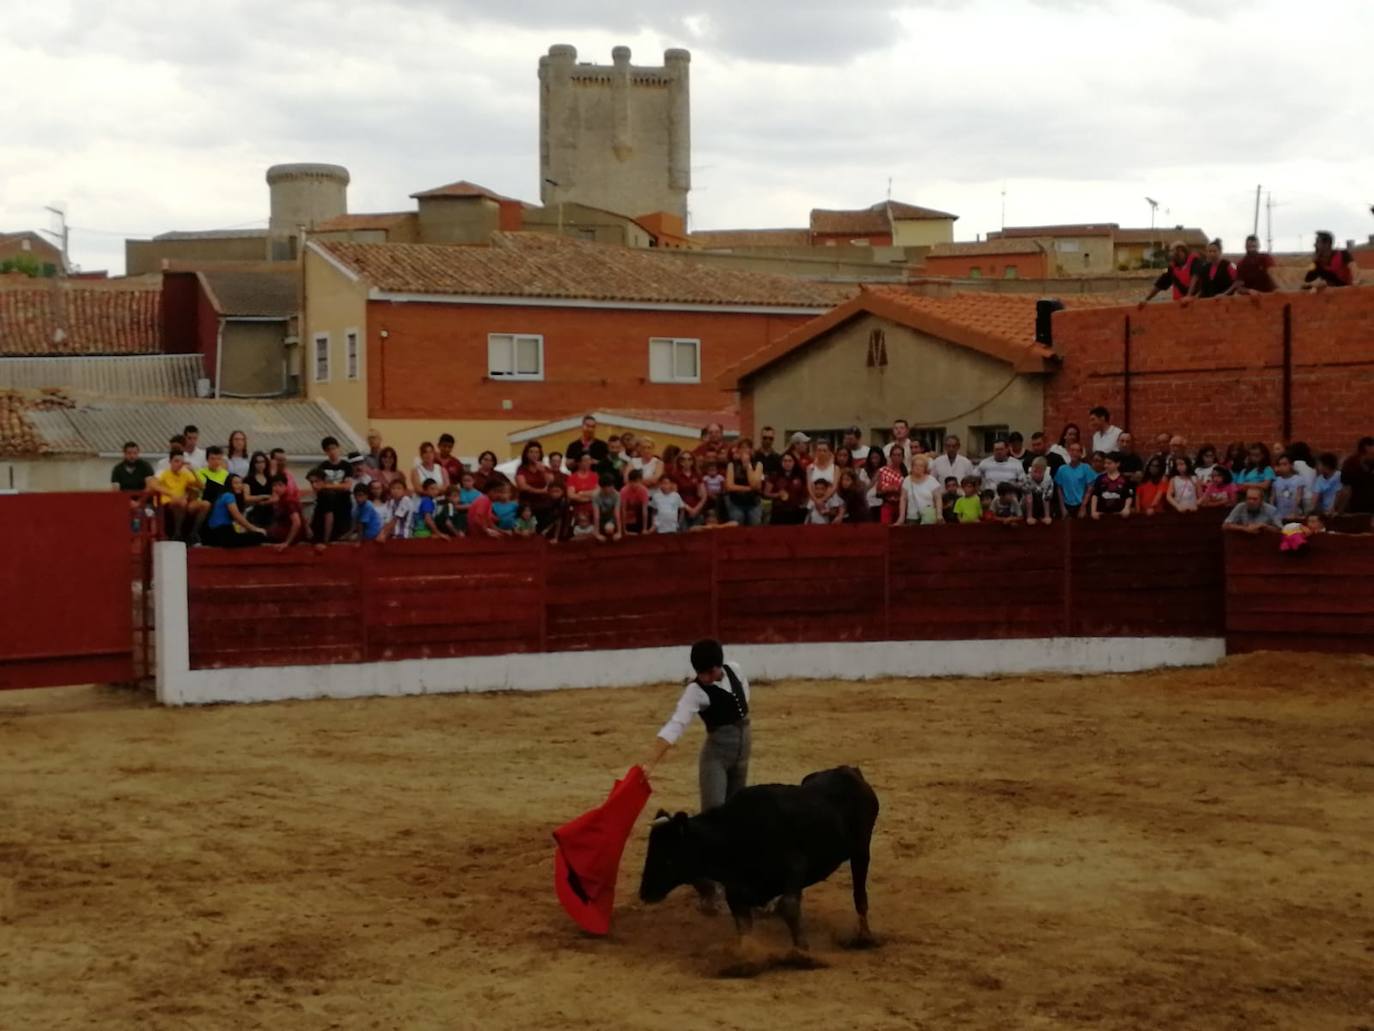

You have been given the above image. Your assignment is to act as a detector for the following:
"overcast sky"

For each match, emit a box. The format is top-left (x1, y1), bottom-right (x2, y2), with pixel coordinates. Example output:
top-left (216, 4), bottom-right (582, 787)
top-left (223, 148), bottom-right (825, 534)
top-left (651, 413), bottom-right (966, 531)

top-left (5, 0), bottom-right (1371, 274)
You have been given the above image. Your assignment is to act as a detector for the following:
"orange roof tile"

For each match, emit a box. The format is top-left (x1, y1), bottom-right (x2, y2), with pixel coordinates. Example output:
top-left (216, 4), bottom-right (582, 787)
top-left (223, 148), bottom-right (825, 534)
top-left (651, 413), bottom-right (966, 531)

top-left (315, 233), bottom-right (853, 309)
top-left (313, 212), bottom-right (415, 231)
top-left (722, 286), bottom-right (1140, 386)
top-left (0, 279), bottom-right (161, 355)
top-left (410, 180), bottom-right (520, 202)
top-left (991, 224), bottom-right (1117, 239)
top-left (811, 201), bottom-right (957, 237)
top-left (0, 389), bottom-right (74, 456)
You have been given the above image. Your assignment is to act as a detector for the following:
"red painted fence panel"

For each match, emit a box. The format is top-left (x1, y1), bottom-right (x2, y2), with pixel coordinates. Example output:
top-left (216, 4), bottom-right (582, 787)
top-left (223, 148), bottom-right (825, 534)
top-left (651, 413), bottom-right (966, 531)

top-left (0, 492), bottom-right (135, 689)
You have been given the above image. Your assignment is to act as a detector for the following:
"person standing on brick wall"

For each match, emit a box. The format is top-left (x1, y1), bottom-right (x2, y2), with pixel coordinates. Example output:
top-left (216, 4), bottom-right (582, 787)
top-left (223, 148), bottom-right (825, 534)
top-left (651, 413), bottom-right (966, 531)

top-left (1189, 239), bottom-right (1236, 299)
top-left (1303, 231), bottom-right (1360, 290)
top-left (1141, 241), bottom-right (1206, 305)
top-left (1228, 235), bottom-right (1277, 294)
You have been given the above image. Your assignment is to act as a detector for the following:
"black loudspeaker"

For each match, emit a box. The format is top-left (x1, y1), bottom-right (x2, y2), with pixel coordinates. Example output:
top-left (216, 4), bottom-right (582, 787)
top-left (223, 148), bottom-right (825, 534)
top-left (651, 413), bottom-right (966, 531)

top-left (1035, 298), bottom-right (1065, 346)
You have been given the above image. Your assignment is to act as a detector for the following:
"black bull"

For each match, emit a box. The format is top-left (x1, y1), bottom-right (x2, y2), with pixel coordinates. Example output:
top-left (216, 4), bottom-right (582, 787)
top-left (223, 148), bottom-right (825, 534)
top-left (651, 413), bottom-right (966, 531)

top-left (638, 765), bottom-right (879, 948)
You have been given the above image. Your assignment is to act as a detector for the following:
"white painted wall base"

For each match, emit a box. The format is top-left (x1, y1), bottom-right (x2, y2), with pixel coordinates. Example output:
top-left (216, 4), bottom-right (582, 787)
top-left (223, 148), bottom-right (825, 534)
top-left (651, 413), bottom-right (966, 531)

top-left (156, 539), bottom-right (1224, 707)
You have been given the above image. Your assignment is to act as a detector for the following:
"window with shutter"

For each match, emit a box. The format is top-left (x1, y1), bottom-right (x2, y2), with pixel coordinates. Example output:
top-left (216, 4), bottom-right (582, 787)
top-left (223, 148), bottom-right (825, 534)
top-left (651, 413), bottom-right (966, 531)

top-left (487, 333), bottom-right (544, 380)
top-left (647, 338), bottom-right (700, 383)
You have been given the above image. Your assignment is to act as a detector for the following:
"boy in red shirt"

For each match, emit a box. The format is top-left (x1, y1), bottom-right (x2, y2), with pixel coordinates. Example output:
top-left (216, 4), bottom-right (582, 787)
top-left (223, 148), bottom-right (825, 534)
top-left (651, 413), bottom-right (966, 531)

top-left (620, 469), bottom-right (650, 534)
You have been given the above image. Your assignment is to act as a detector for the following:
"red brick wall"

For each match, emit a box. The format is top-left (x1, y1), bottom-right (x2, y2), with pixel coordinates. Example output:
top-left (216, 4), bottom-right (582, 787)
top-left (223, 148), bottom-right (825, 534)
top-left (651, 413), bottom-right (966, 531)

top-left (366, 301), bottom-right (814, 420)
top-left (1044, 287), bottom-right (1374, 453)
top-left (922, 252), bottom-right (1050, 280)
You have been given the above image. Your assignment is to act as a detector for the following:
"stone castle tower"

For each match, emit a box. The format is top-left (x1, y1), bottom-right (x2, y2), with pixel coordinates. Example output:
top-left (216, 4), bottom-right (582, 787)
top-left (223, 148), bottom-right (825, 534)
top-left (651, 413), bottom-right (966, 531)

top-left (538, 44), bottom-right (690, 222)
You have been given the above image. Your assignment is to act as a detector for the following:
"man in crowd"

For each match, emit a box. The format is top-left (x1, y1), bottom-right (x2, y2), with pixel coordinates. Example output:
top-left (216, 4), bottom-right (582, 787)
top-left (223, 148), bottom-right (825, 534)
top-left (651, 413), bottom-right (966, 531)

top-left (149, 448), bottom-right (199, 539)
top-left (269, 475), bottom-right (305, 549)
top-left (931, 433), bottom-right (975, 484)
top-left (1141, 240), bottom-right (1206, 304)
top-left (179, 424), bottom-right (207, 471)
top-left (883, 419), bottom-right (917, 468)
top-left (1147, 432), bottom-right (1173, 473)
top-left (976, 439), bottom-right (1025, 490)
top-left (1115, 432), bottom-right (1145, 483)
top-left (154, 433), bottom-right (185, 473)
top-left (565, 415), bottom-right (609, 473)
top-left (1303, 230), bottom-right (1360, 290)
top-left (110, 441), bottom-right (153, 495)
top-left (1088, 406), bottom-right (1123, 455)
top-left (694, 423), bottom-right (726, 459)
top-left (1338, 436), bottom-right (1374, 514)
top-left (364, 428), bottom-right (384, 469)
top-left (437, 433), bottom-right (464, 485)
top-left (786, 431), bottom-right (812, 468)
top-left (756, 426), bottom-right (782, 475)
top-left (1021, 431), bottom-right (1064, 475)
top-left (349, 452), bottom-right (372, 489)
top-left (197, 446), bottom-right (230, 505)
top-left (843, 426), bottom-right (871, 466)
top-left (1223, 485), bottom-right (1283, 533)
top-left (1229, 235), bottom-right (1277, 294)
top-left (313, 435), bottom-right (354, 543)
top-left (1054, 441), bottom-right (1096, 517)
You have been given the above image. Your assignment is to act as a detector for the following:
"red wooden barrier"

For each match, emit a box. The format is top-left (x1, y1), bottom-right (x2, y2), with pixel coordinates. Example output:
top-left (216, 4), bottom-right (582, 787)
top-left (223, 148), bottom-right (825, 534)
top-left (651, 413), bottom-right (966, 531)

top-left (0, 493), bottom-right (136, 689)
top-left (1225, 532), bottom-right (1374, 654)
top-left (183, 513), bottom-right (1244, 672)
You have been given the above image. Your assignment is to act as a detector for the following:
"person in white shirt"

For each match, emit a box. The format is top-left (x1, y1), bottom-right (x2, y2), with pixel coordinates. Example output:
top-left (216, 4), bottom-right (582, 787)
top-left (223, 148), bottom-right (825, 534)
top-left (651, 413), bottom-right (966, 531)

top-left (842, 426), bottom-right (870, 466)
top-left (897, 454), bottom-right (942, 525)
top-left (643, 639), bottom-right (753, 814)
top-left (931, 434), bottom-right (975, 484)
top-left (648, 478), bottom-right (685, 533)
top-left (1088, 406), bottom-right (1122, 455)
top-left (882, 419), bottom-right (917, 468)
top-left (977, 440), bottom-right (1026, 490)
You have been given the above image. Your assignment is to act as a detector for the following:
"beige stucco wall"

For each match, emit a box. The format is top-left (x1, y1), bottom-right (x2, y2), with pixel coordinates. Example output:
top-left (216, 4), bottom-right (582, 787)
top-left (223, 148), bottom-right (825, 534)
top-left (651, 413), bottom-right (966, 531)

top-left (220, 321), bottom-right (288, 396)
top-left (125, 237), bottom-right (271, 277)
top-left (891, 219), bottom-right (955, 248)
top-left (302, 249), bottom-right (369, 433)
top-left (523, 205), bottom-right (653, 248)
top-left (746, 314), bottom-right (1045, 458)
top-left (1044, 235), bottom-right (1114, 276)
top-left (417, 197), bottom-right (499, 244)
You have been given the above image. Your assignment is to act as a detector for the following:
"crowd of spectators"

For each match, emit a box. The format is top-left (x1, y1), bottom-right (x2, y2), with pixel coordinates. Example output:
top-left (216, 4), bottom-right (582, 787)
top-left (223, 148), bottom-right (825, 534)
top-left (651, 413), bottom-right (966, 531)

top-left (110, 412), bottom-right (1374, 549)
top-left (1140, 230), bottom-right (1362, 303)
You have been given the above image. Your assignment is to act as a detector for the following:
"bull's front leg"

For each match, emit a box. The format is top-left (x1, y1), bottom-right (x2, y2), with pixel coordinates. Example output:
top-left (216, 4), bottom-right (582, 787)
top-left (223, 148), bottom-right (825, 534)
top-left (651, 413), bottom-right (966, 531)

top-left (724, 886), bottom-right (754, 940)
top-left (776, 892), bottom-right (807, 950)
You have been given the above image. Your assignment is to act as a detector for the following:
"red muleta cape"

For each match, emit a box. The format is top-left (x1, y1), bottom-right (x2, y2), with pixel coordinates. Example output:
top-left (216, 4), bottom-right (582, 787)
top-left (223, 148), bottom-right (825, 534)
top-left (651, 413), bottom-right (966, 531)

top-left (552, 766), bottom-right (652, 935)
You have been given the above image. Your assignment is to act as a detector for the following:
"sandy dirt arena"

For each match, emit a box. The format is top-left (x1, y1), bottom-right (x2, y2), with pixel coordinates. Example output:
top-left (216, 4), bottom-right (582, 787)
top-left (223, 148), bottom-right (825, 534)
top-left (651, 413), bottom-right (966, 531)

top-left (2, 652), bottom-right (1372, 1030)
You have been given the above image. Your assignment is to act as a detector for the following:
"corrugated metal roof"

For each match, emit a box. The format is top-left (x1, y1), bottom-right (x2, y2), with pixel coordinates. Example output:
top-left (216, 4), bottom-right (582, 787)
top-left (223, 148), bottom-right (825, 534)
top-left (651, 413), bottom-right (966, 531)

top-left (17, 398), bottom-right (358, 458)
top-left (0, 355), bottom-right (205, 396)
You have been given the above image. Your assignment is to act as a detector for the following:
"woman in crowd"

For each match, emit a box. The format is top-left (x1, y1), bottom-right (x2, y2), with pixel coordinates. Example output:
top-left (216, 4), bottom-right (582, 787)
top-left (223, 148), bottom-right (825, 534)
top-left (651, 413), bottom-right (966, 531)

top-left (875, 447), bottom-right (907, 524)
top-left (808, 440), bottom-right (839, 507)
top-left (1234, 443), bottom-right (1275, 497)
top-left (837, 470), bottom-right (868, 523)
top-left (547, 451), bottom-right (567, 480)
top-left (203, 474), bottom-right (267, 547)
top-left (411, 441), bottom-right (448, 493)
top-left (242, 451), bottom-right (275, 530)
top-left (1223, 442), bottom-right (1249, 472)
top-left (375, 447), bottom-right (405, 492)
top-left (1193, 444), bottom-right (1219, 485)
top-left (860, 449), bottom-right (886, 521)
top-left (226, 430), bottom-right (251, 477)
top-left (764, 451), bottom-right (808, 525)
top-left (725, 439), bottom-right (765, 526)
top-left (566, 452), bottom-right (600, 518)
top-left (1190, 239), bottom-right (1235, 299)
top-left (1051, 423), bottom-right (1081, 462)
top-left (631, 438), bottom-right (663, 488)
top-left (470, 451), bottom-right (499, 491)
top-left (674, 452), bottom-right (706, 528)
top-left (834, 447), bottom-right (855, 480)
top-left (661, 445), bottom-right (682, 478)
top-left (516, 441), bottom-right (555, 529)
top-left (897, 453), bottom-right (941, 525)
top-left (1136, 456), bottom-right (1169, 515)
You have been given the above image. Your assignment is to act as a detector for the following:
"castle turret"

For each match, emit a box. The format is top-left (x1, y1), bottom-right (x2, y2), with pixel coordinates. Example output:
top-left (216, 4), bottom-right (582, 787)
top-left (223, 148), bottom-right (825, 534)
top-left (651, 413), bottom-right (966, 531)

top-left (266, 163), bottom-right (350, 237)
top-left (538, 45), bottom-right (690, 222)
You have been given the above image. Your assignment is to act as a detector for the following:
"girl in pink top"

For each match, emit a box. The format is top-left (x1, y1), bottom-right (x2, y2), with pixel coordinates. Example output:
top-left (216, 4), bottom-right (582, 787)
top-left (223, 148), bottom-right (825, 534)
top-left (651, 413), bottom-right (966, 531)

top-left (1198, 466), bottom-right (1238, 508)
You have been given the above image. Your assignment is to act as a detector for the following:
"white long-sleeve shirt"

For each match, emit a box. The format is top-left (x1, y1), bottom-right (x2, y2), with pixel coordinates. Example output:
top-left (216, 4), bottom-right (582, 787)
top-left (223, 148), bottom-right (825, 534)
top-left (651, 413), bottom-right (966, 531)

top-left (656, 662), bottom-right (752, 745)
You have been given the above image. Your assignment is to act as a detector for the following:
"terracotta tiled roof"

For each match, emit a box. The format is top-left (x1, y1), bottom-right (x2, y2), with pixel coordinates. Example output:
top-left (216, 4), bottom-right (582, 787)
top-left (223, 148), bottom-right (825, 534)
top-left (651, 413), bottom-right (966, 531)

top-left (0, 279), bottom-right (161, 355)
top-left (0, 389), bottom-right (75, 456)
top-left (315, 233), bottom-right (853, 309)
top-left (313, 212), bottom-right (415, 231)
top-left (811, 201), bottom-right (957, 236)
top-left (691, 228), bottom-right (812, 249)
top-left (0, 354), bottom-right (204, 396)
top-left (1113, 227), bottom-right (1209, 246)
top-left (722, 286), bottom-right (1140, 386)
top-left (928, 239), bottom-right (1047, 257)
top-left (991, 224), bottom-right (1117, 239)
top-left (198, 268), bottom-right (297, 318)
top-left (410, 180), bottom-right (520, 202)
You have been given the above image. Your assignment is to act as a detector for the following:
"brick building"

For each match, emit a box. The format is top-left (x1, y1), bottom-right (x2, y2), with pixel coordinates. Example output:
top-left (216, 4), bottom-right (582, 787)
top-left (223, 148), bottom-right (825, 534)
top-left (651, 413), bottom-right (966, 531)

top-left (921, 240), bottom-right (1051, 280)
top-left (1044, 286), bottom-right (1374, 453)
top-left (303, 232), bottom-right (850, 460)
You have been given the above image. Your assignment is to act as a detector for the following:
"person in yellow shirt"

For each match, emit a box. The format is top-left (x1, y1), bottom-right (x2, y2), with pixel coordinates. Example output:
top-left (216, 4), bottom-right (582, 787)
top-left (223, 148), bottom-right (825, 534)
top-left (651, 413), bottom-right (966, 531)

top-left (149, 449), bottom-right (199, 539)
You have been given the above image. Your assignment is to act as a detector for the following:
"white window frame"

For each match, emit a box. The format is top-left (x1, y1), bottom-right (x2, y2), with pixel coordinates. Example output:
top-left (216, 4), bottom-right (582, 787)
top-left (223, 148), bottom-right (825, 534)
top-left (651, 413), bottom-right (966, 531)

top-left (487, 333), bottom-right (544, 381)
top-left (313, 333), bottom-right (330, 383)
top-left (345, 328), bottom-right (359, 380)
top-left (648, 337), bottom-right (701, 384)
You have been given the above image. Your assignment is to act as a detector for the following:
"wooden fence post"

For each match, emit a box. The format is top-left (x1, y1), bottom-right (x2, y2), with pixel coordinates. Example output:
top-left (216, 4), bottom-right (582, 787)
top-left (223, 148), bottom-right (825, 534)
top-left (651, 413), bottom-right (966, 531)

top-left (1062, 513), bottom-right (1075, 636)
top-left (536, 536), bottom-right (549, 653)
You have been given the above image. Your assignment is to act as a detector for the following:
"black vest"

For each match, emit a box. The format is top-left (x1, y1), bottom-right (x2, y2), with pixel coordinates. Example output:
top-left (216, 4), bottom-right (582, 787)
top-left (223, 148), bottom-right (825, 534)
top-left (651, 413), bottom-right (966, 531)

top-left (697, 665), bottom-right (749, 732)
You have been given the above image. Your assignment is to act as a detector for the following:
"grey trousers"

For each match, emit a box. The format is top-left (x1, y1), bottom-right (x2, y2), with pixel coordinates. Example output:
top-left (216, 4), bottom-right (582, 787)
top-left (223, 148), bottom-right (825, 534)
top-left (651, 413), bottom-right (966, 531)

top-left (699, 721), bottom-right (751, 812)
